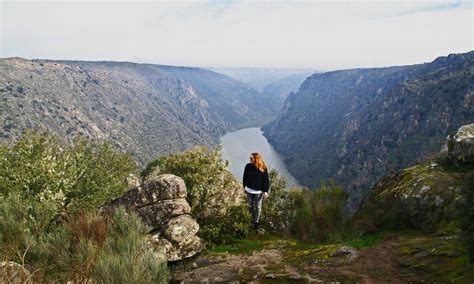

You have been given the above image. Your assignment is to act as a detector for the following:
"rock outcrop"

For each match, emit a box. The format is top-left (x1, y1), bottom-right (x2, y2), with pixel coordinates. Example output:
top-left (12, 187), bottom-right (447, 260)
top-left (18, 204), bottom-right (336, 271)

top-left (100, 174), bottom-right (203, 261)
top-left (354, 124), bottom-right (474, 234)
top-left (448, 123), bottom-right (474, 163)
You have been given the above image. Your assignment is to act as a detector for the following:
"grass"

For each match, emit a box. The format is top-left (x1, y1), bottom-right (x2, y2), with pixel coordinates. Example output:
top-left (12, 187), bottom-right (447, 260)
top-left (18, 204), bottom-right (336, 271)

top-left (209, 238), bottom-right (265, 255)
top-left (342, 231), bottom-right (385, 249)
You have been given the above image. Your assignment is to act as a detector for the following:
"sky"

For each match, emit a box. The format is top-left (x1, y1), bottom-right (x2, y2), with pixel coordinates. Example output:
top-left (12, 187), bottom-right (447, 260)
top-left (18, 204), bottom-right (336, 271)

top-left (0, 0), bottom-right (473, 70)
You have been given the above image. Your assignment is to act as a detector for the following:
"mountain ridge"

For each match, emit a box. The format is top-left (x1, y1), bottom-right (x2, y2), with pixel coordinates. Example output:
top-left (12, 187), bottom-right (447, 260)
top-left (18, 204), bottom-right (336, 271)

top-left (263, 51), bottom-right (474, 208)
top-left (0, 57), bottom-right (275, 165)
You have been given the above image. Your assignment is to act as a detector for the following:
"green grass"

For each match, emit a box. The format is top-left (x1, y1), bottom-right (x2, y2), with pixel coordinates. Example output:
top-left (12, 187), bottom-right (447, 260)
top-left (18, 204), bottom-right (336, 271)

top-left (342, 231), bottom-right (385, 249)
top-left (209, 239), bottom-right (265, 255)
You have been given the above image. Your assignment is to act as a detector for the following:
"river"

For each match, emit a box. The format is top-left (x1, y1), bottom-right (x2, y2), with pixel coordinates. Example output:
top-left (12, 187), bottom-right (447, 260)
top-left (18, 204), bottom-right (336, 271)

top-left (220, 127), bottom-right (301, 188)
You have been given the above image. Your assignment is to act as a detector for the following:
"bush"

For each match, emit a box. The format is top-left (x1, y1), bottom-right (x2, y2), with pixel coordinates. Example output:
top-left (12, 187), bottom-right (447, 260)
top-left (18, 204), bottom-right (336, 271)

top-left (0, 132), bottom-right (168, 282)
top-left (288, 180), bottom-right (349, 242)
top-left (0, 192), bottom-right (54, 266)
top-left (142, 145), bottom-right (241, 221)
top-left (198, 204), bottom-right (251, 246)
top-left (259, 169), bottom-right (291, 233)
top-left (91, 207), bottom-right (169, 283)
top-left (0, 131), bottom-right (136, 217)
top-left (1, 200), bottom-right (168, 282)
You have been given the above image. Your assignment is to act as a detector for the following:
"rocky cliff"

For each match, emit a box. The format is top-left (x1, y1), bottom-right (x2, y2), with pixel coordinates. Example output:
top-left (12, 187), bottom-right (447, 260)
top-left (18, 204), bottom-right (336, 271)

top-left (263, 51), bottom-right (474, 208)
top-left (354, 123), bottom-right (474, 233)
top-left (0, 58), bottom-right (272, 165)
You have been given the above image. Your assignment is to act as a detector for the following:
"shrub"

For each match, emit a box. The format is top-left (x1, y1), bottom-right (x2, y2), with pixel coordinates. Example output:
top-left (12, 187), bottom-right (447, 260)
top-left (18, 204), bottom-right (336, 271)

top-left (0, 132), bottom-right (168, 282)
top-left (0, 193), bottom-right (56, 263)
top-left (142, 145), bottom-right (240, 221)
top-left (199, 204), bottom-right (251, 246)
top-left (259, 169), bottom-right (291, 233)
top-left (91, 207), bottom-right (168, 283)
top-left (288, 180), bottom-right (348, 242)
top-left (0, 131), bottom-right (136, 217)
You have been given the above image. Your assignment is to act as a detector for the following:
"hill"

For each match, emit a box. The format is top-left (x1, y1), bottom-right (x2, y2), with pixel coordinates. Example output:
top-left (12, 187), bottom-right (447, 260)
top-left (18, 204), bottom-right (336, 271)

top-left (263, 51), bottom-right (474, 208)
top-left (0, 58), bottom-right (273, 165)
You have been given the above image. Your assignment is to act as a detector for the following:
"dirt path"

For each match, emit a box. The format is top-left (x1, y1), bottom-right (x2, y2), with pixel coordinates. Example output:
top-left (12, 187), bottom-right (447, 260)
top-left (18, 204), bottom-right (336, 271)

top-left (170, 233), bottom-right (466, 283)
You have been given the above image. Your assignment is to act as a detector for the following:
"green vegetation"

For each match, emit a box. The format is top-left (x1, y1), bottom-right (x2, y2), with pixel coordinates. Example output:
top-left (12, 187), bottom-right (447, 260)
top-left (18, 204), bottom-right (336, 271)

top-left (0, 132), bottom-right (168, 282)
top-left (142, 145), bottom-right (231, 221)
top-left (143, 145), bottom-right (251, 246)
top-left (0, 131), bottom-right (136, 216)
top-left (342, 231), bottom-right (385, 249)
top-left (459, 173), bottom-right (474, 265)
top-left (199, 204), bottom-right (252, 246)
top-left (287, 180), bottom-right (349, 243)
top-left (210, 239), bottom-right (265, 255)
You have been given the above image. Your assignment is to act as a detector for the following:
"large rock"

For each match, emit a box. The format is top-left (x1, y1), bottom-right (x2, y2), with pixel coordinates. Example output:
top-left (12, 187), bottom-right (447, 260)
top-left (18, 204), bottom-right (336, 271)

top-left (136, 199), bottom-right (191, 232)
top-left (448, 123), bottom-right (474, 163)
top-left (162, 214), bottom-right (199, 243)
top-left (100, 174), bottom-right (187, 214)
top-left (100, 174), bottom-right (203, 261)
top-left (150, 234), bottom-right (204, 262)
top-left (354, 161), bottom-right (466, 233)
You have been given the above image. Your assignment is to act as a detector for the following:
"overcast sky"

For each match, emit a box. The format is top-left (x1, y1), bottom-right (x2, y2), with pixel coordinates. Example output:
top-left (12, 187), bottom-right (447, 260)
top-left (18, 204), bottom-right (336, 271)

top-left (1, 0), bottom-right (472, 69)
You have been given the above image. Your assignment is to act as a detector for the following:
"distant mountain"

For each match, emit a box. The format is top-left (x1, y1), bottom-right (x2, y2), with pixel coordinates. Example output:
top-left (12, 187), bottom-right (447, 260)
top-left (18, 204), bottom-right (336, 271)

top-left (263, 51), bottom-right (474, 208)
top-left (209, 67), bottom-right (315, 92)
top-left (0, 58), bottom-right (274, 165)
top-left (262, 72), bottom-right (314, 112)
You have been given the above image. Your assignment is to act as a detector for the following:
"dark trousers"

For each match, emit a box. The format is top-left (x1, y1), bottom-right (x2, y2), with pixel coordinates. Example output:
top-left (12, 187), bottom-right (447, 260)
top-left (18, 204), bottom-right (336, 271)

top-left (246, 192), bottom-right (263, 224)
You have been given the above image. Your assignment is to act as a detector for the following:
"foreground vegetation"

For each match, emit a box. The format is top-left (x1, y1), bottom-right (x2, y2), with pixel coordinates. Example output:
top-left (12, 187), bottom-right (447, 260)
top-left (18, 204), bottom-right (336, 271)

top-left (0, 132), bottom-right (168, 282)
top-left (1, 132), bottom-right (472, 282)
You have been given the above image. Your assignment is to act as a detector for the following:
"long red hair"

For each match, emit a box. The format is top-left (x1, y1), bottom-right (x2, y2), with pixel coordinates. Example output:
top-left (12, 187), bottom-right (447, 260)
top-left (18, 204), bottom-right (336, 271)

top-left (251, 152), bottom-right (267, 172)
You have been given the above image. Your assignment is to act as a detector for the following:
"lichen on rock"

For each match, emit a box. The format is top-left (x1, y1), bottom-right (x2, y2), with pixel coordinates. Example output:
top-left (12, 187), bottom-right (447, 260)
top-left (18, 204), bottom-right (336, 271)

top-left (100, 174), bottom-right (203, 262)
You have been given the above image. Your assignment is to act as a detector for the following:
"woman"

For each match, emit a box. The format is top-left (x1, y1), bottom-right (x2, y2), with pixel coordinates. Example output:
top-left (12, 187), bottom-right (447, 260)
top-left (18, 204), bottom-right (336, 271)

top-left (243, 152), bottom-right (270, 230)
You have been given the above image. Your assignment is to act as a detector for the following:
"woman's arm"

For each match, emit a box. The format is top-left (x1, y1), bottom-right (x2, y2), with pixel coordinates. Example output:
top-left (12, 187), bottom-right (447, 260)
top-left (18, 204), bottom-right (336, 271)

top-left (242, 163), bottom-right (249, 188)
top-left (263, 169), bottom-right (270, 192)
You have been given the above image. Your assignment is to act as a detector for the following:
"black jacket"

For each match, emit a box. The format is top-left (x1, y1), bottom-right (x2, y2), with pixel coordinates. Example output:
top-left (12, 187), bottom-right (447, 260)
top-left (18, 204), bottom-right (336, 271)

top-left (243, 163), bottom-right (270, 192)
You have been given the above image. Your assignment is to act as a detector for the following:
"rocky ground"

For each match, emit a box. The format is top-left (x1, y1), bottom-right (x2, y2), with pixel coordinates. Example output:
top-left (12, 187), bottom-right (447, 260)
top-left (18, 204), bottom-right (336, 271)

top-left (170, 232), bottom-right (472, 283)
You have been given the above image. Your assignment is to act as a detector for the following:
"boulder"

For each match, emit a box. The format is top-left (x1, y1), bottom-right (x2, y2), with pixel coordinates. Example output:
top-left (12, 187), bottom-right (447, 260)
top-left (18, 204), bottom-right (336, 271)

top-left (136, 199), bottom-right (191, 232)
top-left (448, 123), bottom-right (474, 163)
top-left (100, 174), bottom-right (187, 214)
top-left (150, 234), bottom-right (204, 262)
top-left (100, 174), bottom-right (203, 262)
top-left (162, 214), bottom-right (199, 243)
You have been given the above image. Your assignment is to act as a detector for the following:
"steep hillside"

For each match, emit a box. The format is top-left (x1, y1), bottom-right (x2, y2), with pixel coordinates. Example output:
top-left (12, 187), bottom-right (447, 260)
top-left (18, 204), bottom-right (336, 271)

top-left (262, 72), bottom-right (314, 112)
top-left (210, 67), bottom-right (314, 92)
top-left (0, 58), bottom-right (271, 165)
top-left (263, 51), bottom-right (474, 207)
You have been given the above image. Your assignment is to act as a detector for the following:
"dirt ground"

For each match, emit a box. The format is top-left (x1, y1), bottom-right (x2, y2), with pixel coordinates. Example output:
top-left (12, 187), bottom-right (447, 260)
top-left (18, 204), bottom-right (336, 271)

top-left (170, 233), bottom-right (470, 283)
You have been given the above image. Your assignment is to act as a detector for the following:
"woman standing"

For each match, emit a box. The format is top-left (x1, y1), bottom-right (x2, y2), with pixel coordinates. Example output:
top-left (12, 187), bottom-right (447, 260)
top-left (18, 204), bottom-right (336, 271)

top-left (243, 152), bottom-right (270, 230)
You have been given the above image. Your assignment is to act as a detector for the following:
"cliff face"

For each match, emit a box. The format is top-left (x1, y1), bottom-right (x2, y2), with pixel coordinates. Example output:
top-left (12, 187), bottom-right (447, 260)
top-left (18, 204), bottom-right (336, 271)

top-left (0, 58), bottom-right (271, 165)
top-left (263, 51), bottom-right (474, 207)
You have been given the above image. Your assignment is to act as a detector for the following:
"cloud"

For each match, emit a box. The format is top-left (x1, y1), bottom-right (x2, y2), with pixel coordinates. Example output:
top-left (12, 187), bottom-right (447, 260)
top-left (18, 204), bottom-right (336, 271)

top-left (1, 0), bottom-right (472, 69)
